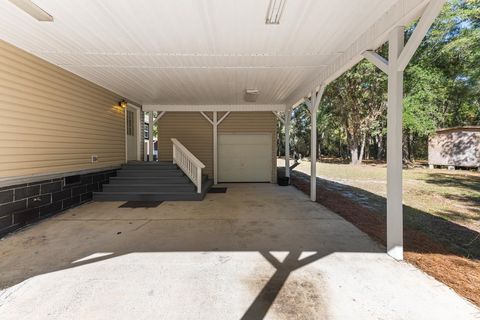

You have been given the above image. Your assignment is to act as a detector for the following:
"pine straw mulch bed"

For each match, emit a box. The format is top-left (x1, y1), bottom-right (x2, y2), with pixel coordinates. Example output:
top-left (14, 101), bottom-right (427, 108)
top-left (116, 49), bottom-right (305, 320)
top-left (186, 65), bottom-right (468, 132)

top-left (290, 173), bottom-right (480, 307)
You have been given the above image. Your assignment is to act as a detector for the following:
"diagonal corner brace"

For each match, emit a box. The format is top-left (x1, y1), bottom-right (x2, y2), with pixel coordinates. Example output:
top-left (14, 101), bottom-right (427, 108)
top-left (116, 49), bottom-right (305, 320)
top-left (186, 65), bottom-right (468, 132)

top-left (397, 0), bottom-right (446, 71)
top-left (363, 51), bottom-right (389, 74)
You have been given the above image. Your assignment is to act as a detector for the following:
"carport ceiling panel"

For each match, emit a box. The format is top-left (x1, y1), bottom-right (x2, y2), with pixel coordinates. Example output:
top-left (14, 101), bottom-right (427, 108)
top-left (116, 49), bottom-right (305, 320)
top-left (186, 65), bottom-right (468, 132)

top-left (0, 0), bottom-right (398, 105)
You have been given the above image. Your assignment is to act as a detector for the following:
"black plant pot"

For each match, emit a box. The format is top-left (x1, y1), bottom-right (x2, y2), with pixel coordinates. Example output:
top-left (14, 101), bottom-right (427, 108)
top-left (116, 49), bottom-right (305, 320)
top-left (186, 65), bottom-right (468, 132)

top-left (277, 176), bottom-right (289, 186)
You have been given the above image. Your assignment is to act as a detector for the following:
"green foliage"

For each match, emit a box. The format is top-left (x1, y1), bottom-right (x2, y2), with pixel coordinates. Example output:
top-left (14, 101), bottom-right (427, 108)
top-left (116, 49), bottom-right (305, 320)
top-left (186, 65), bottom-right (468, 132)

top-left (404, 65), bottom-right (448, 135)
top-left (284, 0), bottom-right (479, 162)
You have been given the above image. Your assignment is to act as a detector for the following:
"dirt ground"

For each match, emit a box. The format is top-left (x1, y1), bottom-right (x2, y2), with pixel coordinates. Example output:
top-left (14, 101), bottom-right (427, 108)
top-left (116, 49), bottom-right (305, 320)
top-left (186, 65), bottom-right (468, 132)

top-left (285, 161), bottom-right (480, 307)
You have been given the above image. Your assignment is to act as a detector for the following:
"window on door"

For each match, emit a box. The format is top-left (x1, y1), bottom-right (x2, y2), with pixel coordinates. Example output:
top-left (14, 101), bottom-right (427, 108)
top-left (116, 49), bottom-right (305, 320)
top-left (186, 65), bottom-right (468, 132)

top-left (127, 110), bottom-right (134, 136)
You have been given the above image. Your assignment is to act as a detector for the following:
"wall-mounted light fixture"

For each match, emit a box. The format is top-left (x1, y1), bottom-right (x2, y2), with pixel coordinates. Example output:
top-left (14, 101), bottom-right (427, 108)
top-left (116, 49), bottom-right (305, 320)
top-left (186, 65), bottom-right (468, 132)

top-left (119, 100), bottom-right (127, 108)
top-left (9, 0), bottom-right (53, 22)
top-left (265, 0), bottom-right (286, 25)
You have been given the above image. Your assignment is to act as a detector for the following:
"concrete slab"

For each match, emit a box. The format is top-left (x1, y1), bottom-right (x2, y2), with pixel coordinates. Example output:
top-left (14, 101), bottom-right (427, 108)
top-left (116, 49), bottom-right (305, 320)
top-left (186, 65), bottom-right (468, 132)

top-left (0, 184), bottom-right (478, 319)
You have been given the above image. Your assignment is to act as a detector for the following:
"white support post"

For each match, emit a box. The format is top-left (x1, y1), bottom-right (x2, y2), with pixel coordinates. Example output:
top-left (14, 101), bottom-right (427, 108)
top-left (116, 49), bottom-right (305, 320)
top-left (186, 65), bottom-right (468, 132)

top-left (201, 111), bottom-right (230, 185)
top-left (305, 85), bottom-right (325, 202)
top-left (148, 111), bottom-right (154, 162)
top-left (285, 107), bottom-right (291, 178)
top-left (310, 94), bottom-right (318, 202)
top-left (384, 1), bottom-right (444, 261)
top-left (196, 167), bottom-right (202, 193)
top-left (124, 107), bottom-right (128, 164)
top-left (213, 112), bottom-right (218, 185)
top-left (387, 26), bottom-right (405, 261)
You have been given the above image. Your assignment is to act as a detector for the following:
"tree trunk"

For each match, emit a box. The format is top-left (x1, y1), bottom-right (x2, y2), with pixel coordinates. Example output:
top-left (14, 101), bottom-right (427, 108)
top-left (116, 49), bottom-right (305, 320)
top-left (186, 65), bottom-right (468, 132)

top-left (358, 132), bottom-right (366, 165)
top-left (350, 146), bottom-right (359, 165)
top-left (365, 136), bottom-right (371, 160)
top-left (376, 135), bottom-right (384, 160)
top-left (409, 132), bottom-right (415, 162)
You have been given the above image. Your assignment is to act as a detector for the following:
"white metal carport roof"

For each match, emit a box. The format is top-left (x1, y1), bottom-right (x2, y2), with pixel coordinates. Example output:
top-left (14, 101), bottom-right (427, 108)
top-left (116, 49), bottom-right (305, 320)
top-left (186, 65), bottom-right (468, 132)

top-left (0, 0), bottom-right (446, 261)
top-left (1, 0), bottom-right (428, 107)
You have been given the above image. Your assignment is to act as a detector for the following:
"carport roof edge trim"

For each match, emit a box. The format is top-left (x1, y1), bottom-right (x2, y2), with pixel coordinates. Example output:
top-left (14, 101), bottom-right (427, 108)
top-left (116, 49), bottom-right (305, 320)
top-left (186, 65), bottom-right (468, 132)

top-left (142, 104), bottom-right (286, 112)
top-left (286, 0), bottom-right (431, 108)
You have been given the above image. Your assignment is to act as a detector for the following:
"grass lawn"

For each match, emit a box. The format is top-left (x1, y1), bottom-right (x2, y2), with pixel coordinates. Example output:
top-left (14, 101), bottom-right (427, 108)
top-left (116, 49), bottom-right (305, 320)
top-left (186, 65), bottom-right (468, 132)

top-left (286, 160), bottom-right (480, 233)
top-left (279, 158), bottom-right (480, 306)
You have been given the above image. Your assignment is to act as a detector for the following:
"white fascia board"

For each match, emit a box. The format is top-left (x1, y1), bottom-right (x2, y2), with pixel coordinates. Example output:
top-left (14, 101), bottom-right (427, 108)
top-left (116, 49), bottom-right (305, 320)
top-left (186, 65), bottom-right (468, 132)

top-left (142, 104), bottom-right (286, 112)
top-left (286, 0), bottom-right (431, 108)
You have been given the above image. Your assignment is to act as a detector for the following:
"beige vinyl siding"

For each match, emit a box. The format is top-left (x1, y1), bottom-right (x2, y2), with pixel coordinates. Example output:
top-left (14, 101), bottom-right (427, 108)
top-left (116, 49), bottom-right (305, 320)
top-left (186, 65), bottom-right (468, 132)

top-left (157, 112), bottom-right (213, 178)
top-left (156, 111), bottom-right (276, 181)
top-left (0, 40), bottom-right (124, 178)
top-left (218, 112), bottom-right (277, 182)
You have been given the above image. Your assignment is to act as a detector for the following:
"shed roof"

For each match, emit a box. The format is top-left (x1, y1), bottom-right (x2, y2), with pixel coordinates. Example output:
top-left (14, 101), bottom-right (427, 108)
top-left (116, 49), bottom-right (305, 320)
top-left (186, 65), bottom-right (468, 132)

top-left (0, 0), bottom-right (429, 107)
top-left (436, 126), bottom-right (480, 134)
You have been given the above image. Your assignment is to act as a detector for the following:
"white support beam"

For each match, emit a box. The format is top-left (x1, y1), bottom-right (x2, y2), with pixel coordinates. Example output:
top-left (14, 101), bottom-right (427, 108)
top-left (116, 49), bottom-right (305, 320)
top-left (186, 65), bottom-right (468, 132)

top-left (397, 0), bottom-right (446, 71)
top-left (387, 26), bottom-right (405, 261)
top-left (307, 85), bottom-right (326, 202)
top-left (202, 111), bottom-right (231, 185)
top-left (153, 111), bottom-right (166, 125)
top-left (363, 51), bottom-right (389, 74)
top-left (213, 112), bottom-right (218, 185)
top-left (148, 111), bottom-right (154, 162)
top-left (285, 107), bottom-right (291, 178)
top-left (143, 104), bottom-right (286, 112)
top-left (310, 92), bottom-right (318, 202)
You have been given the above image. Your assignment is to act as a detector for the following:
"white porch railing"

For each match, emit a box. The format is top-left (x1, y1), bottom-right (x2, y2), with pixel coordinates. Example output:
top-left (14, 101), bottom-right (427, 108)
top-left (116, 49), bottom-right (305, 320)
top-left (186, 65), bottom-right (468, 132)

top-left (171, 138), bottom-right (205, 193)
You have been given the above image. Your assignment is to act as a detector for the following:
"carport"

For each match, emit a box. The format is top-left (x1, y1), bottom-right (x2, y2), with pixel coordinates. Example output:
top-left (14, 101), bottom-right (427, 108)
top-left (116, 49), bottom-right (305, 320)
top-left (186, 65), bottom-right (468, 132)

top-left (2, 0), bottom-right (477, 318)
top-left (0, 0), bottom-right (449, 260)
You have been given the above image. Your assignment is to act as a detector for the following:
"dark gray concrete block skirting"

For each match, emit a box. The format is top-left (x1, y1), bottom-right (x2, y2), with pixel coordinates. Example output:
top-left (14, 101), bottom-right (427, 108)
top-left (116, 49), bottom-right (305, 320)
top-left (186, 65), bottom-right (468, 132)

top-left (0, 169), bottom-right (117, 237)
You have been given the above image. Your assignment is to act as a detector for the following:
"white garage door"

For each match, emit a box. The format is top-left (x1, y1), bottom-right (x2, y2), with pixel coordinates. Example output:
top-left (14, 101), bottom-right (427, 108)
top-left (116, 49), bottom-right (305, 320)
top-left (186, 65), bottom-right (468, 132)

top-left (218, 133), bottom-right (272, 182)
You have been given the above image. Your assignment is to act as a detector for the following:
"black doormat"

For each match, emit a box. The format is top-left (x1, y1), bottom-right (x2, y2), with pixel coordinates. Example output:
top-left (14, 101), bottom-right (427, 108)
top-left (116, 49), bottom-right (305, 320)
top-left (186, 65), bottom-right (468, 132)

top-left (208, 187), bottom-right (227, 193)
top-left (119, 201), bottom-right (163, 208)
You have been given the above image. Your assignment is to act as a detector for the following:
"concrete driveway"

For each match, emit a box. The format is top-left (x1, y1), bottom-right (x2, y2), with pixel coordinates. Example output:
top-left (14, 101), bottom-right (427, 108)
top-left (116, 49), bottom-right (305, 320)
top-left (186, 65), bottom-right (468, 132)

top-left (0, 184), bottom-right (478, 320)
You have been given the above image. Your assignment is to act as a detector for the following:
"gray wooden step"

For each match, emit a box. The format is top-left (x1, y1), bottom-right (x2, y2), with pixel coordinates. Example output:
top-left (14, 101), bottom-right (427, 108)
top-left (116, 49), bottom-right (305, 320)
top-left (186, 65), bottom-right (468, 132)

top-left (117, 170), bottom-right (184, 177)
top-left (94, 179), bottom-right (213, 201)
top-left (103, 184), bottom-right (195, 192)
top-left (121, 164), bottom-right (177, 170)
top-left (109, 176), bottom-right (190, 184)
top-left (126, 161), bottom-right (171, 165)
top-left (95, 160), bottom-right (212, 202)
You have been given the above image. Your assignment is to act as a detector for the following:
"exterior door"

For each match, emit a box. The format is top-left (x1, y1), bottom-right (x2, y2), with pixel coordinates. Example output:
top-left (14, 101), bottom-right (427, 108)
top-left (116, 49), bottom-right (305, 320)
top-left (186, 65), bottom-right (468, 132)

top-left (126, 106), bottom-right (138, 161)
top-left (218, 133), bottom-right (272, 182)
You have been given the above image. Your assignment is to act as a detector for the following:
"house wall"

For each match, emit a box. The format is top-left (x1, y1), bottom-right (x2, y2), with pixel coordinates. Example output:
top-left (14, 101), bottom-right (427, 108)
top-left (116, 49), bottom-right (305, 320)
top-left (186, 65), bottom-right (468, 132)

top-left (156, 111), bottom-right (277, 181)
top-left (0, 40), bottom-right (125, 179)
top-left (0, 169), bottom-right (117, 237)
top-left (157, 112), bottom-right (214, 177)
